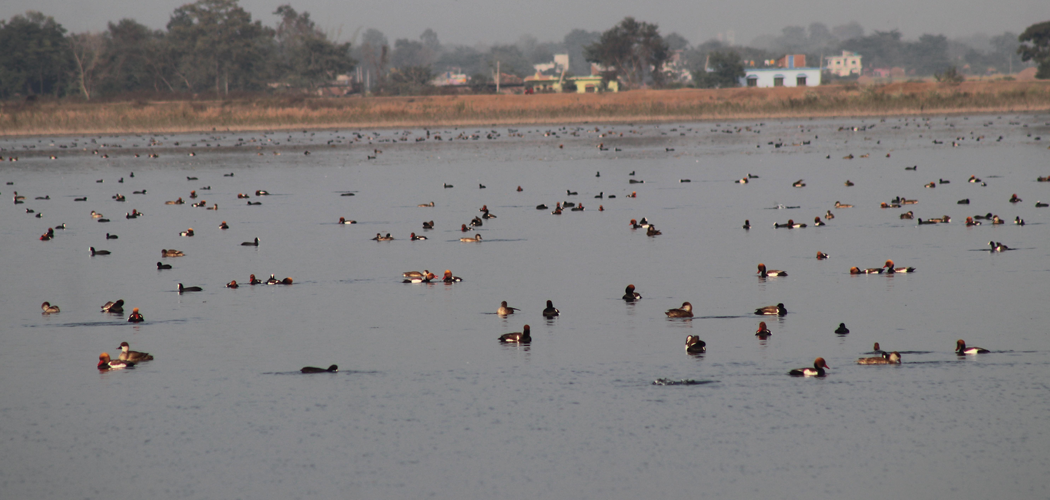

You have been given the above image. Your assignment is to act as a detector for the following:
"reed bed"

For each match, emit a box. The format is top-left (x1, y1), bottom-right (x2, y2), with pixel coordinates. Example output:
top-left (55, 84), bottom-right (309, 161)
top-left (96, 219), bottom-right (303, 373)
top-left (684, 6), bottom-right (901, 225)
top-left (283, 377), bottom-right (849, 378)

top-left (2, 80), bottom-right (1049, 136)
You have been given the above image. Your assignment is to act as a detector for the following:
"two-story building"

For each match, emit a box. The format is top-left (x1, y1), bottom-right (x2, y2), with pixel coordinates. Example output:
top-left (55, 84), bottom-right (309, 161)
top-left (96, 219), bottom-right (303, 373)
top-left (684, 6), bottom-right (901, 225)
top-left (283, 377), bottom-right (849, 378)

top-left (825, 51), bottom-right (862, 77)
top-left (739, 54), bottom-right (821, 88)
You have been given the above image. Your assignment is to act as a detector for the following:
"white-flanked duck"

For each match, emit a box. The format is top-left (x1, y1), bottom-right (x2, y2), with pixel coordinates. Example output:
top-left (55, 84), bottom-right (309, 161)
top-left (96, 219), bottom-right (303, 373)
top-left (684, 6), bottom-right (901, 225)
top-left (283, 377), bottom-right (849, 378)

top-left (622, 284), bottom-right (641, 302)
top-left (41, 301), bottom-right (60, 314)
top-left (816, 251), bottom-right (829, 260)
top-left (813, 216), bottom-right (826, 226)
top-left (685, 335), bottom-right (706, 354)
top-left (499, 325), bottom-right (531, 344)
top-left (301, 364), bottom-right (338, 373)
top-left (403, 271), bottom-right (436, 284)
top-left (755, 303), bottom-right (788, 316)
top-left (789, 357), bottom-right (830, 377)
top-left (497, 301), bottom-right (519, 316)
top-left (180, 228), bottom-right (194, 237)
top-left (757, 263), bottom-right (787, 277)
top-left (850, 266), bottom-right (884, 274)
top-left (956, 339), bottom-right (989, 355)
top-left (883, 260), bottom-right (916, 273)
top-left (101, 299), bottom-right (124, 314)
top-left (774, 219), bottom-right (805, 229)
top-left (118, 341), bottom-right (153, 362)
top-left (756, 322), bottom-right (771, 337)
top-left (410, 232), bottom-right (427, 240)
top-left (665, 302), bottom-right (693, 318)
top-left (989, 241), bottom-right (1010, 252)
top-left (127, 308), bottom-right (144, 323)
top-left (442, 270), bottom-right (462, 283)
top-left (98, 352), bottom-right (134, 371)
top-left (338, 217), bottom-right (356, 224)
top-left (858, 351), bottom-right (901, 364)
top-left (542, 300), bottom-right (559, 317)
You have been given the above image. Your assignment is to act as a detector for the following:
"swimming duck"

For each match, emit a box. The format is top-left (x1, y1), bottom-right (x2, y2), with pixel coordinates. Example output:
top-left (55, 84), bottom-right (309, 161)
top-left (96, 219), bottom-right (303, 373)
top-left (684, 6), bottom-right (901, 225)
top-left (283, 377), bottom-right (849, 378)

top-left (98, 352), bottom-right (134, 371)
top-left (178, 283), bottom-right (203, 293)
top-left (180, 228), bottom-right (194, 237)
top-left (497, 301), bottom-right (519, 315)
top-left (900, 211), bottom-right (914, 219)
top-left (570, 204), bottom-right (584, 212)
top-left (442, 270), bottom-right (462, 283)
top-left (755, 303), bottom-right (788, 316)
top-left (157, 262), bottom-right (172, 270)
top-left (217, 221), bottom-right (228, 230)
top-left (470, 217), bottom-right (483, 227)
top-left (844, 180), bottom-right (855, 186)
top-left (834, 201), bottom-right (853, 208)
top-left (757, 263), bottom-right (787, 277)
top-left (255, 190), bottom-right (269, 196)
top-left (89, 247), bottom-right (111, 256)
top-left (825, 210), bottom-right (834, 219)
top-left (622, 284), bottom-right (642, 302)
top-left (41, 301), bottom-right (60, 314)
top-left (789, 357), bottom-right (830, 377)
top-left (418, 201), bottom-right (435, 207)
top-left (750, 321), bottom-right (772, 339)
top-left (247, 201), bottom-right (261, 205)
top-left (850, 266), bottom-right (884, 274)
top-left (924, 182), bottom-right (936, 188)
top-left (248, 274), bottom-right (261, 285)
top-left (241, 237), bottom-right (259, 246)
top-left (101, 299), bottom-right (124, 314)
top-left (459, 224), bottom-right (472, 233)
top-left (628, 219), bottom-right (645, 229)
top-left (881, 202), bottom-right (901, 208)
top-left (857, 351), bottom-right (901, 364)
top-left (301, 365), bottom-right (338, 373)
top-left (91, 211), bottom-right (104, 218)
top-left (127, 308), bottom-right (144, 323)
top-left (883, 260), bottom-right (915, 273)
top-left (460, 234), bottom-right (482, 242)
top-left (498, 325), bottom-right (531, 344)
top-left (816, 251), bottom-right (829, 260)
top-left (665, 302), bottom-right (694, 318)
top-left (956, 339), bottom-right (989, 355)
top-left (813, 216), bottom-right (826, 226)
top-left (774, 219), bottom-right (805, 229)
top-left (410, 232), bottom-right (427, 240)
top-left (835, 323), bottom-right (850, 334)
top-left (989, 241), bottom-right (1010, 252)
top-left (422, 220), bottom-right (434, 229)
top-left (118, 341), bottom-right (153, 362)
top-left (338, 217), bottom-right (356, 224)
top-left (535, 204), bottom-right (548, 210)
top-left (792, 179), bottom-right (806, 187)
top-left (685, 335), bottom-right (706, 354)
top-left (238, 193), bottom-right (250, 199)
top-left (990, 215), bottom-right (1004, 225)
top-left (646, 225), bottom-right (662, 236)
top-left (1014, 217), bottom-right (1025, 225)
top-left (226, 280), bottom-right (239, 288)
top-left (1037, 201), bottom-right (1049, 207)
top-left (165, 197), bottom-right (184, 205)
top-left (266, 274), bottom-right (280, 285)
top-left (736, 177), bottom-right (748, 184)
top-left (403, 271), bottom-right (437, 284)
top-left (1009, 194), bottom-right (1022, 203)
top-left (939, 178), bottom-right (950, 184)
top-left (743, 219), bottom-right (750, 230)
top-left (542, 300), bottom-right (559, 317)
top-left (870, 343), bottom-right (884, 355)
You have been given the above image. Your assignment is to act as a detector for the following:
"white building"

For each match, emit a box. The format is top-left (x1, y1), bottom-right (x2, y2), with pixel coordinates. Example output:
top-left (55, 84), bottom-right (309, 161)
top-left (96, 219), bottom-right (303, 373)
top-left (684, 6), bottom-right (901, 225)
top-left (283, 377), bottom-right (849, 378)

top-left (825, 51), bottom-right (862, 77)
top-left (740, 68), bottom-right (821, 88)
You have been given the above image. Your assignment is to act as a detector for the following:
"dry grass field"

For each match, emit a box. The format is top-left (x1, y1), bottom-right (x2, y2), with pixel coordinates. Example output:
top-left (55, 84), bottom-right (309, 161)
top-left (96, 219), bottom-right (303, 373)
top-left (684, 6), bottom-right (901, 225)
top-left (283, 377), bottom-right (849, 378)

top-left (2, 80), bottom-right (1049, 136)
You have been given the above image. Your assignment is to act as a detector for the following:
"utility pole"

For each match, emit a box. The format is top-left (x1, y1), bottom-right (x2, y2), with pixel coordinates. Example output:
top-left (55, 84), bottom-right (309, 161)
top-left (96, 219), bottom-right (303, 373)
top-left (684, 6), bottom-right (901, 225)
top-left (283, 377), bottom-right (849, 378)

top-left (496, 61), bottom-right (501, 93)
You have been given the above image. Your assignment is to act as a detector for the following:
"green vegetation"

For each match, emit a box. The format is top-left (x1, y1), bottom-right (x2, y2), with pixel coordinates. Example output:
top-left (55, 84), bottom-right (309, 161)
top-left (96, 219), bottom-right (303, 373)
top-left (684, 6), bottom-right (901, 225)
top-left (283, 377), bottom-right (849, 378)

top-left (584, 17), bottom-right (670, 89)
top-left (1018, 21), bottom-right (1050, 79)
top-left (693, 51), bottom-right (745, 89)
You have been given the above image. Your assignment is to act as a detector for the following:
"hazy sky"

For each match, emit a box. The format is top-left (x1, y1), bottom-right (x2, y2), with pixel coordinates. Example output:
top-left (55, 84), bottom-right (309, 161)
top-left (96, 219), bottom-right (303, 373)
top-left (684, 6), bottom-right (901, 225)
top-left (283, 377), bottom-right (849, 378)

top-left (2, 0), bottom-right (1046, 47)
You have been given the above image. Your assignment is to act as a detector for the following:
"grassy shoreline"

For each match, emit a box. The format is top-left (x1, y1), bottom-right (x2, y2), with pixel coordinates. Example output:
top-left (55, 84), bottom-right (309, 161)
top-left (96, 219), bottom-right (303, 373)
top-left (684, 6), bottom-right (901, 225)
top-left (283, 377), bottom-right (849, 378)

top-left (2, 80), bottom-right (1049, 137)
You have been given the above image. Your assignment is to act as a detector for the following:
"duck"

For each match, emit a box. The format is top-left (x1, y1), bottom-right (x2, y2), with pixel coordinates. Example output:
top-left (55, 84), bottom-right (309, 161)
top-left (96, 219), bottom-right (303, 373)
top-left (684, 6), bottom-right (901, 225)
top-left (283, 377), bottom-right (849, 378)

top-left (266, 274), bottom-right (293, 285)
top-left (403, 271), bottom-right (436, 284)
top-left (91, 211), bottom-right (104, 218)
top-left (883, 260), bottom-right (916, 273)
top-left (939, 178), bottom-right (950, 184)
top-left (241, 237), bottom-right (259, 246)
top-left (418, 201), bottom-right (435, 207)
top-left (957, 198), bottom-right (970, 205)
top-left (825, 210), bottom-right (835, 219)
top-left (497, 301), bottom-right (519, 315)
top-left (813, 216), bottom-right (826, 226)
top-left (858, 351), bottom-right (901, 364)
top-left (248, 274), bottom-right (262, 285)
top-left (792, 179), bottom-right (806, 187)
top-left (956, 339), bottom-right (989, 355)
top-left (410, 232), bottom-right (427, 240)
top-left (226, 280), bottom-right (239, 288)
top-left (470, 217), bottom-right (483, 227)
top-left (622, 284), bottom-right (642, 302)
top-left (178, 283), bottom-right (203, 293)
top-left (629, 219), bottom-right (646, 229)
top-left (850, 266), bottom-right (884, 274)
top-left (161, 249), bottom-right (184, 257)
top-left (990, 215), bottom-right (1004, 225)
top-left (542, 300), bottom-right (559, 317)
top-left (1009, 194), bottom-right (1022, 203)
top-left (570, 204), bottom-right (584, 212)
top-left (127, 308), bottom-right (144, 323)
top-left (157, 262), bottom-right (172, 270)
top-left (180, 228), bottom-right (194, 237)
top-left (755, 303), bottom-right (787, 316)
top-left (924, 182), bottom-right (936, 188)
top-left (238, 193), bottom-right (250, 198)
top-left (812, 251), bottom-right (828, 261)
top-left (89, 247), bottom-right (111, 256)
top-left (118, 341), bottom-right (153, 362)
top-left (498, 325), bottom-right (531, 344)
top-left (916, 218), bottom-right (937, 225)
top-left (735, 177), bottom-right (749, 184)
top-left (665, 302), bottom-right (694, 318)
top-left (834, 201), bottom-right (853, 208)
top-left (164, 197), bottom-right (184, 205)
top-left (41, 301), bottom-right (60, 314)
top-left (774, 219), bottom-right (805, 229)
top-left (1037, 201), bottom-right (1049, 208)
top-left (685, 335), bottom-right (706, 354)
top-left (255, 190), bottom-right (269, 196)
top-left (460, 234), bottom-right (482, 242)
top-left (442, 270), bottom-right (462, 283)
top-left (756, 263), bottom-right (787, 277)
top-left (337, 217), bottom-right (356, 224)
top-left (756, 321), bottom-right (771, 336)
top-left (1014, 217), bottom-right (1025, 225)
top-left (219, 221), bottom-right (229, 229)
top-left (246, 201), bottom-right (261, 205)
top-left (98, 352), bottom-right (134, 371)
top-left (928, 215), bottom-right (951, 223)
top-left (301, 365), bottom-right (338, 373)
top-left (900, 211), bottom-right (914, 219)
top-left (535, 204), bottom-right (548, 210)
top-left (844, 180), bottom-right (855, 187)
top-left (881, 202), bottom-right (901, 208)
top-left (742, 219), bottom-right (750, 230)
top-left (459, 224), bottom-right (473, 233)
top-left (422, 220), bottom-right (434, 229)
top-left (989, 241), bottom-right (1010, 252)
top-left (101, 299), bottom-right (124, 314)
top-left (646, 225), bottom-right (662, 236)
top-left (835, 323), bottom-right (850, 334)
top-left (969, 175), bottom-right (980, 183)
top-left (789, 357), bottom-right (830, 377)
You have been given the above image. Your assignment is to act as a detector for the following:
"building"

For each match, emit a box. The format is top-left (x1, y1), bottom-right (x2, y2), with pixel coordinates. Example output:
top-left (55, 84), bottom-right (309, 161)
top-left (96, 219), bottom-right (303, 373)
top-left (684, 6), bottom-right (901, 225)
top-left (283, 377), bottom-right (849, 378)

top-left (740, 55), bottom-right (821, 88)
top-left (825, 51), bottom-right (862, 77)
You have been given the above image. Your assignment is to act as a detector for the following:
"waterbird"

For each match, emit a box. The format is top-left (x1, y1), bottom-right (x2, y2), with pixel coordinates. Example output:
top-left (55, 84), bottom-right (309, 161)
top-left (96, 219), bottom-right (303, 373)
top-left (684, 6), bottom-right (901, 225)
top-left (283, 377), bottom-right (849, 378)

top-left (789, 357), bottom-right (830, 377)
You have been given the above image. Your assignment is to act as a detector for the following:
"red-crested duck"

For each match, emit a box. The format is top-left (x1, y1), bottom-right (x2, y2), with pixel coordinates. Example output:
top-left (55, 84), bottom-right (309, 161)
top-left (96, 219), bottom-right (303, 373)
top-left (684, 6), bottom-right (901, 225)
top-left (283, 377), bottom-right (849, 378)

top-left (622, 284), bottom-right (641, 302)
top-left (757, 263), bottom-right (787, 277)
top-left (98, 352), bottom-right (134, 371)
top-left (127, 308), bottom-right (144, 323)
top-left (756, 322), bottom-right (771, 336)
top-left (883, 260), bottom-right (915, 273)
top-left (956, 339), bottom-right (989, 355)
top-left (789, 357), bottom-right (830, 377)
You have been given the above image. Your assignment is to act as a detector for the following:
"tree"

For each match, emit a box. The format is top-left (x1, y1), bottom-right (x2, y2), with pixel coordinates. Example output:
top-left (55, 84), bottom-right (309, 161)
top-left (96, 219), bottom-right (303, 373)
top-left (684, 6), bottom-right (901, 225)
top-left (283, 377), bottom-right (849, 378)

top-left (832, 22), bottom-right (864, 42)
top-left (906, 34), bottom-right (950, 75)
top-left (934, 66), bottom-right (964, 83)
top-left (0, 11), bottom-right (71, 98)
top-left (272, 5), bottom-right (354, 88)
top-left (358, 28), bottom-right (389, 89)
top-left (166, 0), bottom-right (275, 94)
top-left (68, 32), bottom-right (106, 99)
top-left (1018, 21), bottom-right (1050, 79)
top-left (390, 39), bottom-right (429, 69)
top-left (990, 32), bottom-right (1022, 73)
top-left (584, 17), bottom-right (670, 89)
top-left (563, 29), bottom-right (600, 76)
top-left (99, 19), bottom-right (169, 94)
top-left (387, 65), bottom-right (434, 95)
top-left (692, 50), bottom-right (744, 89)
top-left (486, 44), bottom-right (532, 77)
top-left (664, 33), bottom-right (689, 53)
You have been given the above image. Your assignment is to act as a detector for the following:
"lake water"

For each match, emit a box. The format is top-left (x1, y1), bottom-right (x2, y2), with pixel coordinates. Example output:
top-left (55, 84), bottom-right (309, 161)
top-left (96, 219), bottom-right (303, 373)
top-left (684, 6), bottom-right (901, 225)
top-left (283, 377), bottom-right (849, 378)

top-left (2, 114), bottom-right (1050, 499)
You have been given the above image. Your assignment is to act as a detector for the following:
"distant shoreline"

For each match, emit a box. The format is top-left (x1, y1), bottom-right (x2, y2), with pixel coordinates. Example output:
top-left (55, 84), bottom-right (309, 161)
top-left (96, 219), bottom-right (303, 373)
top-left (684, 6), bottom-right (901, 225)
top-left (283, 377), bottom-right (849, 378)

top-left (2, 80), bottom-right (1049, 138)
